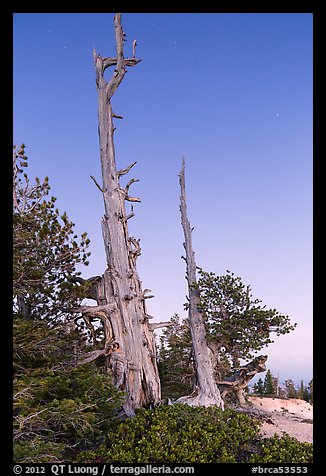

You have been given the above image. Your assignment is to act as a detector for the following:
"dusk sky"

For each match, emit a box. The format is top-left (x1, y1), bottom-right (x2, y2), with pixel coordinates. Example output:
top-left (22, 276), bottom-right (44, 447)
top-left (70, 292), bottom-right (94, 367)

top-left (13, 13), bottom-right (313, 384)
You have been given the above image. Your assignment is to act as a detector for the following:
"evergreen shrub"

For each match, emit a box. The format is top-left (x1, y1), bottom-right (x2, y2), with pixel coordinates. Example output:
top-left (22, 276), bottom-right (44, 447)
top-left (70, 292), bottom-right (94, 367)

top-left (76, 404), bottom-right (313, 464)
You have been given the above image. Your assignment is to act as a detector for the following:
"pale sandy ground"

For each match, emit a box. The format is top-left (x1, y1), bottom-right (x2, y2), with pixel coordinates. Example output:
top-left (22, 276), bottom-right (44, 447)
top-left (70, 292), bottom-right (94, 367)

top-left (247, 397), bottom-right (313, 444)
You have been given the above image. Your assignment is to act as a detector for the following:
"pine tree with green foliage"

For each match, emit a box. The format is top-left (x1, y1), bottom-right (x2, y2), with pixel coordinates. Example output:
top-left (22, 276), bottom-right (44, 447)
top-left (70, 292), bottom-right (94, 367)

top-left (13, 315), bottom-right (124, 462)
top-left (194, 268), bottom-right (296, 373)
top-left (308, 379), bottom-right (313, 403)
top-left (158, 268), bottom-right (296, 395)
top-left (13, 144), bottom-right (91, 322)
top-left (253, 378), bottom-right (265, 395)
top-left (263, 370), bottom-right (276, 395)
top-left (297, 380), bottom-right (310, 402)
top-left (303, 381), bottom-right (310, 402)
top-left (157, 314), bottom-right (194, 399)
top-left (13, 146), bottom-right (124, 462)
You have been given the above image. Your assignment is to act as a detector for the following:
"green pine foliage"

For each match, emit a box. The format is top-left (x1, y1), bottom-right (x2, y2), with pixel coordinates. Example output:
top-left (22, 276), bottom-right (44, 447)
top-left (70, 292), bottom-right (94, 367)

top-left (76, 405), bottom-right (313, 464)
top-left (195, 268), bottom-right (296, 369)
top-left (13, 144), bottom-right (91, 322)
top-left (263, 370), bottom-right (276, 395)
top-left (157, 314), bottom-right (194, 399)
top-left (308, 379), bottom-right (313, 403)
top-left (296, 380), bottom-right (310, 402)
top-left (13, 313), bottom-right (124, 463)
top-left (13, 146), bottom-right (124, 462)
top-left (158, 268), bottom-right (297, 397)
top-left (253, 378), bottom-right (265, 395)
top-left (285, 379), bottom-right (298, 399)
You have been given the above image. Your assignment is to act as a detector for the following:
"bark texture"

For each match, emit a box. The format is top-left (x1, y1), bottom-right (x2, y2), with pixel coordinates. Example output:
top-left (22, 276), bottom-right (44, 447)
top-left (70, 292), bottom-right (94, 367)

top-left (177, 159), bottom-right (224, 409)
top-left (217, 355), bottom-right (268, 406)
top-left (77, 14), bottom-right (162, 417)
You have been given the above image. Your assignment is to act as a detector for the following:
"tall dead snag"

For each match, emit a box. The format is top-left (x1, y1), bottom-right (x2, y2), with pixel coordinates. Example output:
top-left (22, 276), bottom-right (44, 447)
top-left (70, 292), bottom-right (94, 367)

top-left (76, 14), bottom-right (165, 417)
top-left (177, 159), bottom-right (224, 409)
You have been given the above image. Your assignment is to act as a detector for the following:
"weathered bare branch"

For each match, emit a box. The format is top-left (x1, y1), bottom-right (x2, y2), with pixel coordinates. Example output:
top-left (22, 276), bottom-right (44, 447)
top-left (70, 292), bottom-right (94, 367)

top-left (128, 237), bottom-right (141, 263)
top-left (67, 274), bottom-right (103, 302)
top-left (126, 205), bottom-right (135, 221)
top-left (102, 56), bottom-right (141, 71)
top-left (101, 56), bottom-right (118, 69)
top-left (132, 39), bottom-right (137, 57)
top-left (125, 178), bottom-right (140, 195)
top-left (216, 379), bottom-right (238, 387)
top-left (105, 14), bottom-right (132, 100)
top-left (90, 175), bottom-right (104, 192)
top-left (144, 314), bottom-right (155, 320)
top-left (67, 275), bottom-right (86, 285)
top-left (72, 304), bottom-right (111, 315)
top-left (93, 14), bottom-right (141, 104)
top-left (78, 349), bottom-right (105, 365)
top-left (118, 186), bottom-right (141, 203)
top-left (68, 275), bottom-right (102, 285)
top-left (118, 178), bottom-right (141, 203)
top-left (77, 345), bottom-right (118, 365)
top-left (149, 321), bottom-right (173, 331)
top-left (141, 289), bottom-right (154, 300)
top-left (124, 194), bottom-right (141, 203)
top-left (117, 161), bottom-right (138, 177)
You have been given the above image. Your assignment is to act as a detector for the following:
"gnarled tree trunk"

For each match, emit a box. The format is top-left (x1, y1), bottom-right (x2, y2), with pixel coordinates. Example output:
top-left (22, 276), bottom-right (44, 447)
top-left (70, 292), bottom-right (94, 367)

top-left (75, 14), bottom-right (166, 417)
top-left (177, 159), bottom-right (224, 409)
top-left (217, 355), bottom-right (268, 406)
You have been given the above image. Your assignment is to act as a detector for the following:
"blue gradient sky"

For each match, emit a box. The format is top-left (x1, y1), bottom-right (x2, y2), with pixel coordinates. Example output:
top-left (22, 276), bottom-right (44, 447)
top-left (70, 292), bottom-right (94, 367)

top-left (13, 13), bottom-right (313, 384)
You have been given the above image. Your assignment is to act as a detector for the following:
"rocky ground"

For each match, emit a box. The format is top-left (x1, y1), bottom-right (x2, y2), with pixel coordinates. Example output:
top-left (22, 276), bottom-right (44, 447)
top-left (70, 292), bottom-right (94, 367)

top-left (246, 396), bottom-right (313, 444)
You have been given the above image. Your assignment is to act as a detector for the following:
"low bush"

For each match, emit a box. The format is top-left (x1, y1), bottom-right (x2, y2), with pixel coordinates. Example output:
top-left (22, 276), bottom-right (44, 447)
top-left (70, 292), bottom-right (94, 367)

top-left (76, 404), bottom-right (313, 464)
top-left (249, 434), bottom-right (313, 463)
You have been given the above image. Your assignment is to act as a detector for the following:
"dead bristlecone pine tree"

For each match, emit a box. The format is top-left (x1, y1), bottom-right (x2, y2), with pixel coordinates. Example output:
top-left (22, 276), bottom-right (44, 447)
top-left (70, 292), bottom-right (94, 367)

top-left (176, 158), bottom-right (224, 409)
top-left (71, 13), bottom-right (171, 417)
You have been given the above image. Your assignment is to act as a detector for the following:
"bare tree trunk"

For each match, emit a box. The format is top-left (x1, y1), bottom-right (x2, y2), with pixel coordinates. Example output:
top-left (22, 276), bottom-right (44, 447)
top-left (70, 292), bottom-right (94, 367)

top-left (76, 14), bottom-right (165, 417)
top-left (177, 159), bottom-right (224, 409)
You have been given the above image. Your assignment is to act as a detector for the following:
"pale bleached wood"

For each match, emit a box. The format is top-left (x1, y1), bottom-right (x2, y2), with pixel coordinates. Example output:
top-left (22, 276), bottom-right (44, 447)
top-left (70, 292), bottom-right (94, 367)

top-left (82, 13), bottom-right (162, 417)
top-left (177, 158), bottom-right (224, 409)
